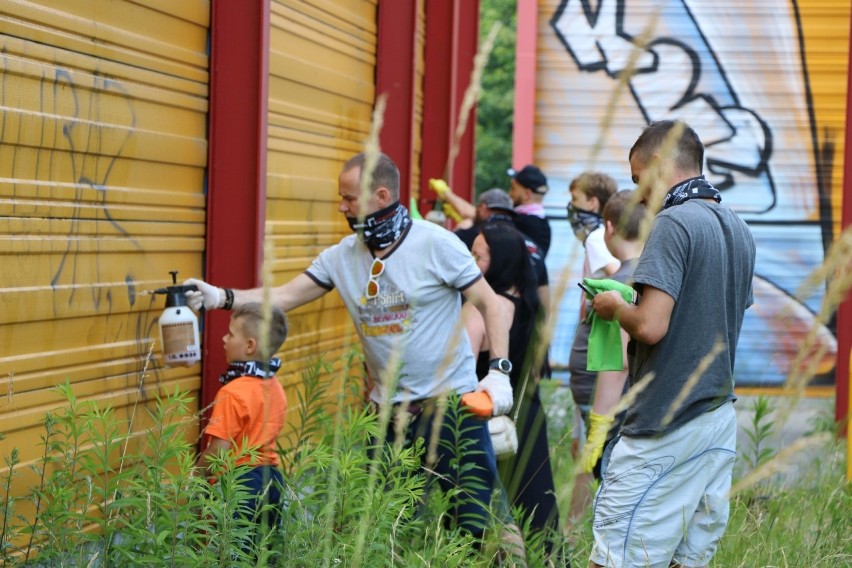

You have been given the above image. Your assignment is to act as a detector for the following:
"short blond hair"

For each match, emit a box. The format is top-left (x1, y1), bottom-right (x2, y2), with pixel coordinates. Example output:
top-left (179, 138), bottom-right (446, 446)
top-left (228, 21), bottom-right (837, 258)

top-left (570, 172), bottom-right (618, 212)
top-left (231, 303), bottom-right (288, 359)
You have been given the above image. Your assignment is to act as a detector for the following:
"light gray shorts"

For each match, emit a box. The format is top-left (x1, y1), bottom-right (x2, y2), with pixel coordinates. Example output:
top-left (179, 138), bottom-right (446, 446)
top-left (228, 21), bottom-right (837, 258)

top-left (590, 402), bottom-right (736, 568)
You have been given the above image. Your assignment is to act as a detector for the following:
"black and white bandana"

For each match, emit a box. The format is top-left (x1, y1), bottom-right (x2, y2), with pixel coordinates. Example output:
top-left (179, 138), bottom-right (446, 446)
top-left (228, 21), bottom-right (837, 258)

top-left (347, 201), bottom-right (412, 250)
top-left (219, 357), bottom-right (282, 384)
top-left (661, 175), bottom-right (721, 210)
top-left (567, 204), bottom-right (603, 244)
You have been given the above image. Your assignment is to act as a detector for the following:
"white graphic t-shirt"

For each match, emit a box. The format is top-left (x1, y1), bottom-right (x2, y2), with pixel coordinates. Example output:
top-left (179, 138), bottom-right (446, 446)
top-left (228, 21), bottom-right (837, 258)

top-left (306, 220), bottom-right (483, 404)
top-left (583, 225), bottom-right (619, 278)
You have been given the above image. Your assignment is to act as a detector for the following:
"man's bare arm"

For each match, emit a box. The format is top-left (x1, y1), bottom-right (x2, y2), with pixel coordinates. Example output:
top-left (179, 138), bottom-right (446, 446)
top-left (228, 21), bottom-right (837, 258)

top-left (234, 273), bottom-right (329, 312)
top-left (441, 187), bottom-right (477, 221)
top-left (461, 302), bottom-right (487, 355)
top-left (591, 285), bottom-right (674, 345)
top-left (461, 278), bottom-right (512, 360)
top-left (187, 272), bottom-right (329, 313)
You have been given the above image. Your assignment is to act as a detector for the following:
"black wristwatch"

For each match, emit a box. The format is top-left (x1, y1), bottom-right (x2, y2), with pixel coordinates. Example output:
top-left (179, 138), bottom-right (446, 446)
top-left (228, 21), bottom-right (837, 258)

top-left (488, 358), bottom-right (512, 375)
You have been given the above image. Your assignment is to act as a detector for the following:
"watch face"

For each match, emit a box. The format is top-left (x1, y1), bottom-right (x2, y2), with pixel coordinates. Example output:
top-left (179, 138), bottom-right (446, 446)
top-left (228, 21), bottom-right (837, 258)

top-left (491, 358), bottom-right (512, 373)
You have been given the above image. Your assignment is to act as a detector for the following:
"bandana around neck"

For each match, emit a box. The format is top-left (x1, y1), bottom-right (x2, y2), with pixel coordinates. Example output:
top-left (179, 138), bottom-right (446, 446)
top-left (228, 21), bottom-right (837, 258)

top-left (567, 204), bottom-right (603, 244)
top-left (220, 358), bottom-right (282, 384)
top-left (661, 175), bottom-right (721, 210)
top-left (347, 201), bottom-right (412, 250)
top-left (514, 203), bottom-right (546, 218)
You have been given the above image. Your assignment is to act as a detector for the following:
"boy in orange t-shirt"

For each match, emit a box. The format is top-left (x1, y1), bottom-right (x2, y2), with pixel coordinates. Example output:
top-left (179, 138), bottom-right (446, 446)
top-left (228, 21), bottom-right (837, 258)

top-left (197, 302), bottom-right (288, 528)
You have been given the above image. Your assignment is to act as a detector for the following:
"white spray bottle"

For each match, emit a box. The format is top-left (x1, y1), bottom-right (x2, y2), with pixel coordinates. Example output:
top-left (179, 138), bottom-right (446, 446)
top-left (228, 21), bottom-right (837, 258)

top-left (154, 271), bottom-right (201, 367)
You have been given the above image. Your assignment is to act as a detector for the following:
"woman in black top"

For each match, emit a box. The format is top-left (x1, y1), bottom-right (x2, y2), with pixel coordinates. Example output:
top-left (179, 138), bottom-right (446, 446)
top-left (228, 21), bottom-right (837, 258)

top-left (462, 222), bottom-right (561, 560)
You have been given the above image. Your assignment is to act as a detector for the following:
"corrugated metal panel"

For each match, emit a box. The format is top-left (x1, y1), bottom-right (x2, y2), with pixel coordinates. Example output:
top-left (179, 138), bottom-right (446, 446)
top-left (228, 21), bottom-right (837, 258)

top-left (537, 0), bottom-right (849, 386)
top-left (266, 0), bottom-right (378, 403)
top-left (0, 0), bottom-right (209, 506)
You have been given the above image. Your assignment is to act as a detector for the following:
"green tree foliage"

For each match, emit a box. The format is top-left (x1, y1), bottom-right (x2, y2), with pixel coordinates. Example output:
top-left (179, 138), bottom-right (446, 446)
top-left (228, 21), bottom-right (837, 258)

top-left (475, 0), bottom-right (517, 195)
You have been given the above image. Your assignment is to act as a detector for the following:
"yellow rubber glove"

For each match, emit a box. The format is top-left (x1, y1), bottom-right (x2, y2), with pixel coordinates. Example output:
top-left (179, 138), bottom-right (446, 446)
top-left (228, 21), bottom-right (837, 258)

top-left (580, 411), bottom-right (614, 473)
top-left (442, 202), bottom-right (463, 222)
top-left (429, 178), bottom-right (451, 198)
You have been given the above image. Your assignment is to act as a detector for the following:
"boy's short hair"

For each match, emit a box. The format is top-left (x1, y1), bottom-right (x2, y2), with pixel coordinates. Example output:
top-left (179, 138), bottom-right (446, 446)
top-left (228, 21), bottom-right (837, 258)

top-left (603, 190), bottom-right (648, 241)
top-left (570, 172), bottom-right (618, 211)
top-left (628, 120), bottom-right (704, 175)
top-left (342, 152), bottom-right (400, 200)
top-left (231, 303), bottom-right (288, 359)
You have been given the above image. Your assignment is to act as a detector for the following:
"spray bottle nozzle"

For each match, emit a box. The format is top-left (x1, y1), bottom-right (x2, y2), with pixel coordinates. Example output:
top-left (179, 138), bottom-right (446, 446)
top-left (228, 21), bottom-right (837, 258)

top-left (151, 271), bottom-right (198, 308)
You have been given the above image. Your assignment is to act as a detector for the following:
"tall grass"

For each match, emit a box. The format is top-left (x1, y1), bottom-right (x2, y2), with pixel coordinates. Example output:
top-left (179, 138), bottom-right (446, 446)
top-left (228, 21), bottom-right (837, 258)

top-left (2, 363), bottom-right (554, 567)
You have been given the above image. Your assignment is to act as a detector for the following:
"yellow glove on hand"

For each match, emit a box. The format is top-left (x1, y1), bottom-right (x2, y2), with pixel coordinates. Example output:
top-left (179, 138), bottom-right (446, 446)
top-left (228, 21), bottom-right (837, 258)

top-left (429, 178), bottom-right (451, 198)
top-left (442, 202), bottom-right (463, 222)
top-left (580, 411), bottom-right (614, 473)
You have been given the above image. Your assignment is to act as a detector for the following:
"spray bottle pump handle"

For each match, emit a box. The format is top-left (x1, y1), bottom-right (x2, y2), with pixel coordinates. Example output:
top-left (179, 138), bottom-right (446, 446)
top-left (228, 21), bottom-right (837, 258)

top-left (170, 271), bottom-right (179, 285)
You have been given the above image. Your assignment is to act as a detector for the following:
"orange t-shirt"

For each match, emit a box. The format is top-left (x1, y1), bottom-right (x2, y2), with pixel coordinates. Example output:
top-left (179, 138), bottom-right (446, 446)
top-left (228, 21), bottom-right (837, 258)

top-left (205, 376), bottom-right (287, 467)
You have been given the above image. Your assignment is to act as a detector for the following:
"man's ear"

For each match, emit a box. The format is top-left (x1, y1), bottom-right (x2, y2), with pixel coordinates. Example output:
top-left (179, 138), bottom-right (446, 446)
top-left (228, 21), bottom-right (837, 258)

top-left (605, 219), bottom-right (615, 237)
top-left (375, 186), bottom-right (393, 207)
top-left (245, 337), bottom-right (257, 356)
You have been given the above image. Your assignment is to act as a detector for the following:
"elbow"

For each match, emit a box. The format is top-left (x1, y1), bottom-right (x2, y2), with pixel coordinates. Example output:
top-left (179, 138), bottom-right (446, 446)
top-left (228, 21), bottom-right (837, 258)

top-left (633, 322), bottom-right (667, 345)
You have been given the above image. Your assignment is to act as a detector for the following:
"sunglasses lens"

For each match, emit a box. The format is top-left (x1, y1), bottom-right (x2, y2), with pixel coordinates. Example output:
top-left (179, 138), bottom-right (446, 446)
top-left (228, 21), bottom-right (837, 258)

top-left (366, 279), bottom-right (379, 298)
top-left (371, 259), bottom-right (384, 277)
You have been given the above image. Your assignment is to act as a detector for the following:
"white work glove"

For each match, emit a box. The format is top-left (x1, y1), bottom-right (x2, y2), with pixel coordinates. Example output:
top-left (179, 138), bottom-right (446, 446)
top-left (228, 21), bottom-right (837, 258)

top-left (183, 278), bottom-right (222, 311)
top-left (475, 370), bottom-right (514, 416)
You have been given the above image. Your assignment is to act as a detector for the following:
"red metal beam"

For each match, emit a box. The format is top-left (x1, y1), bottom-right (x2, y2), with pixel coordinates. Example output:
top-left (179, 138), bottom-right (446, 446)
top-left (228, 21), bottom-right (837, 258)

top-left (421, 0), bottom-right (455, 209)
top-left (513, 0), bottom-right (538, 168)
top-left (837, 13), bottom-right (852, 431)
top-left (203, 1), bottom-right (270, 414)
top-left (376, 1), bottom-right (420, 206)
top-left (421, 0), bottom-right (480, 209)
top-left (451, 0), bottom-right (479, 199)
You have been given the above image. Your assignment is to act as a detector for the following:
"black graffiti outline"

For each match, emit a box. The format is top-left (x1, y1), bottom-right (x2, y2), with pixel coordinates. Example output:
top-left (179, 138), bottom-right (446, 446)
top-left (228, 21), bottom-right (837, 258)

top-left (550, 0), bottom-right (778, 213)
top-left (1, 45), bottom-right (166, 396)
top-left (44, 67), bottom-right (140, 311)
top-left (548, 0), bottom-right (838, 384)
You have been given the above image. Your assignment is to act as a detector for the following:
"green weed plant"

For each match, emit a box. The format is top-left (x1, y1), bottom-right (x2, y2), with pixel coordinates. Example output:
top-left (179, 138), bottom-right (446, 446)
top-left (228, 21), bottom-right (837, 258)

top-left (1, 362), bottom-right (538, 567)
top-left (2, 370), bottom-right (849, 566)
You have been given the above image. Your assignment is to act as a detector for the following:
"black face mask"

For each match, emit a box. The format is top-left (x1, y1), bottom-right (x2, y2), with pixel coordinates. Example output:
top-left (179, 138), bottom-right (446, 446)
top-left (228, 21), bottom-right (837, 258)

top-left (661, 175), bottom-right (722, 210)
top-left (567, 203), bottom-right (603, 243)
top-left (346, 201), bottom-right (412, 250)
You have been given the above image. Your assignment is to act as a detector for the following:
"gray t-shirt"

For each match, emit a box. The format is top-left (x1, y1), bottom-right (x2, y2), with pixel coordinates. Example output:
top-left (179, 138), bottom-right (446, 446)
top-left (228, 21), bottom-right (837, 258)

top-left (305, 220), bottom-right (483, 404)
top-left (623, 200), bottom-right (755, 437)
top-left (568, 258), bottom-right (637, 406)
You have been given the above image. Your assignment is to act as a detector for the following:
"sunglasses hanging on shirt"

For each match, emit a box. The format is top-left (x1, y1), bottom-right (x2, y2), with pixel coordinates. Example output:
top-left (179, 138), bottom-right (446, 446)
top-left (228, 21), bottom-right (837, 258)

top-left (365, 258), bottom-right (385, 299)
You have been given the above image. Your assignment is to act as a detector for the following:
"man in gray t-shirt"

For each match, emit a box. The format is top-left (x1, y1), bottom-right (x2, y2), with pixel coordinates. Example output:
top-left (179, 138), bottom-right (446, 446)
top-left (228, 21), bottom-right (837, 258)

top-left (588, 121), bottom-right (755, 568)
top-left (185, 152), bottom-right (514, 540)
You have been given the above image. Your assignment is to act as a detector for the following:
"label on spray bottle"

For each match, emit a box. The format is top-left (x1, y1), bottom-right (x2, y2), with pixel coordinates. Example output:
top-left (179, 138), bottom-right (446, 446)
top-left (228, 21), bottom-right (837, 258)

top-left (161, 321), bottom-right (200, 365)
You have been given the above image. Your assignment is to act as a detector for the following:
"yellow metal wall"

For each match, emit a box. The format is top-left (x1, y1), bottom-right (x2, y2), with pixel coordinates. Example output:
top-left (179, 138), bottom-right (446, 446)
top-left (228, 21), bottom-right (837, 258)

top-left (266, 0), bottom-right (379, 408)
top-left (0, 0), bottom-right (209, 501)
top-left (539, 0), bottom-right (849, 387)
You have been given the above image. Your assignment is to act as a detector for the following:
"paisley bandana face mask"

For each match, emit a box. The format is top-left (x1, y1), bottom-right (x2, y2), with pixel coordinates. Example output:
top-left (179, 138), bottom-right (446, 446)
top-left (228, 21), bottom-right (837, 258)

top-left (567, 204), bottom-right (603, 243)
top-left (347, 201), bottom-right (412, 250)
top-left (661, 175), bottom-right (722, 210)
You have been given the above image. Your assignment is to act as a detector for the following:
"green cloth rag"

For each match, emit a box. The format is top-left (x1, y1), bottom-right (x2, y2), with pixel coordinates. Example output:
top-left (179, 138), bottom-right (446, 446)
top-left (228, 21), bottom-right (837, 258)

top-left (409, 197), bottom-right (423, 220)
top-left (582, 278), bottom-right (635, 371)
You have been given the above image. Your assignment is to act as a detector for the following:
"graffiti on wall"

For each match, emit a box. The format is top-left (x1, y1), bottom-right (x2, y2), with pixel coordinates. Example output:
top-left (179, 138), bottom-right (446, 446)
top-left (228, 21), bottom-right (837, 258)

top-left (546, 0), bottom-right (840, 385)
top-left (0, 46), bottom-right (162, 391)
